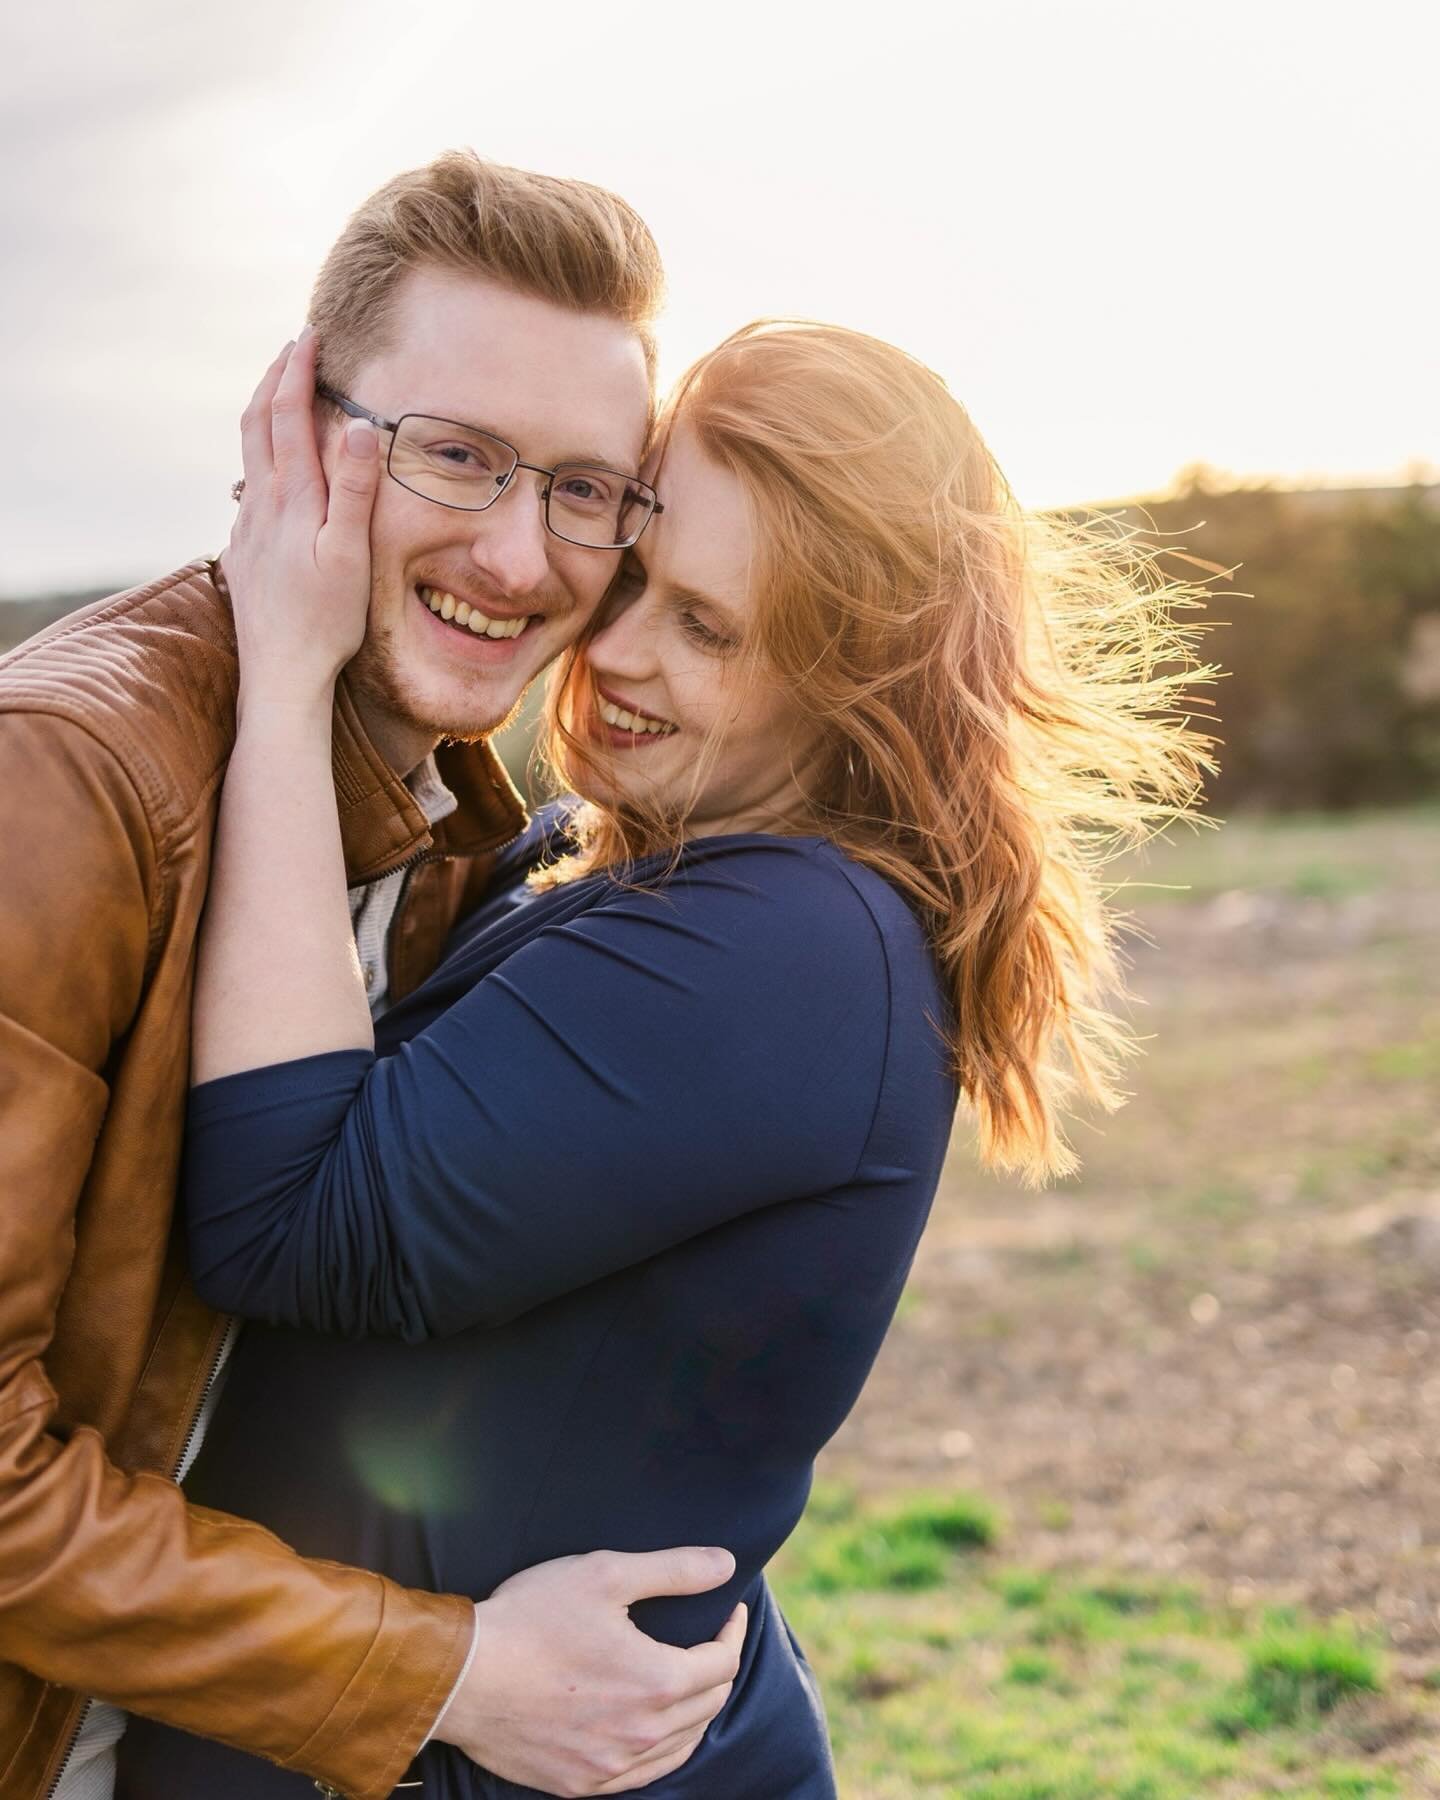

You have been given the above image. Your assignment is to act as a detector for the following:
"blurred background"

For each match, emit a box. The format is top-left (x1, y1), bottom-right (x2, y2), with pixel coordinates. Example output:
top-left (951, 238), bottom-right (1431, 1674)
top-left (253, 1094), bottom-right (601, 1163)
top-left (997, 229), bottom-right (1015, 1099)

top-left (4, 1), bottom-right (1438, 1792)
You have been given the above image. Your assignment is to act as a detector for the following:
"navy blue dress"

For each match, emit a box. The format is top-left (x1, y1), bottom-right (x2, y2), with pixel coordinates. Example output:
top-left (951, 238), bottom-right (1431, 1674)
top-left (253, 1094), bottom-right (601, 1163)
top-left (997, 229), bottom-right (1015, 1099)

top-left (117, 821), bottom-right (956, 1798)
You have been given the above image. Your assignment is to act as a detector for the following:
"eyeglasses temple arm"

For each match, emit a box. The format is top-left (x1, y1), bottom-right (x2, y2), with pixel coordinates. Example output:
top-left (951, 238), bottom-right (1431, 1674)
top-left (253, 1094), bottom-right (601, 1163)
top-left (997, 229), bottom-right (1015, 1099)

top-left (314, 386), bottom-right (397, 434)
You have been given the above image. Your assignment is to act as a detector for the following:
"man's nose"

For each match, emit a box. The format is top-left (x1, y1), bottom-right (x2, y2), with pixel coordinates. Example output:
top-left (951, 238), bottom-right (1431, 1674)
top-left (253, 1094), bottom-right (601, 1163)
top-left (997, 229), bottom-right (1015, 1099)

top-left (466, 474), bottom-right (553, 600)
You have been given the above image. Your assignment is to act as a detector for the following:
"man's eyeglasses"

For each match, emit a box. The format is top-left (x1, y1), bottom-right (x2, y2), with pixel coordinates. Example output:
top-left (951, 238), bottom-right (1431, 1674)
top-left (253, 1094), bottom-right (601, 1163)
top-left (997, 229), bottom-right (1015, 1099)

top-left (318, 386), bottom-right (663, 551)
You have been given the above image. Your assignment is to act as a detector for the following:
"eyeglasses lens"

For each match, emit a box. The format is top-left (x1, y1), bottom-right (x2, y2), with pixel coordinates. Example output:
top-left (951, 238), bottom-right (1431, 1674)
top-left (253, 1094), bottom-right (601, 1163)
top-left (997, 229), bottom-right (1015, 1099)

top-left (389, 415), bottom-right (656, 549)
top-left (547, 470), bottom-right (657, 549)
top-left (390, 415), bottom-right (514, 505)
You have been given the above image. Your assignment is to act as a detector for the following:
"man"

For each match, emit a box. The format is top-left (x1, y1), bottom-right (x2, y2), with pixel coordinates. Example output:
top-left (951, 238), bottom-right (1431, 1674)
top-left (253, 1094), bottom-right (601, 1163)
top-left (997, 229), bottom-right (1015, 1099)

top-left (0, 151), bottom-right (741, 1800)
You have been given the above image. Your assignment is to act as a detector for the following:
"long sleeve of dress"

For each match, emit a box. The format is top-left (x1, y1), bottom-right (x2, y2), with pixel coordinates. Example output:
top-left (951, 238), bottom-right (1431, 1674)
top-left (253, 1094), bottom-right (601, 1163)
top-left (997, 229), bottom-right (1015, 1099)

top-left (183, 842), bottom-right (898, 1341)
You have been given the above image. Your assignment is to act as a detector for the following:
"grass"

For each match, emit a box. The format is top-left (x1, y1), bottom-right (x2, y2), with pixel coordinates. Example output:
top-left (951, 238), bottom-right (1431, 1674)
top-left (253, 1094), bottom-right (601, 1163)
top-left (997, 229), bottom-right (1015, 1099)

top-left (770, 1487), bottom-right (1408, 1799)
top-left (1366, 1038), bottom-right (1440, 1084)
top-left (784, 1489), bottom-right (1001, 1595)
top-left (1210, 1628), bottom-right (1385, 1739)
top-left (1112, 804), bottom-right (1440, 906)
top-left (766, 807), bottom-right (1440, 1793)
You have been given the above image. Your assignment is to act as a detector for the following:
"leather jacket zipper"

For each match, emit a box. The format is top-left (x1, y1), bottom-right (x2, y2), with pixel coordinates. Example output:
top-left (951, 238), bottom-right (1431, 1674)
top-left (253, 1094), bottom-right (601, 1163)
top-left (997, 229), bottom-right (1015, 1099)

top-left (41, 1703), bottom-right (88, 1800)
top-left (171, 1315), bottom-right (240, 1481)
top-left (361, 818), bottom-right (525, 893)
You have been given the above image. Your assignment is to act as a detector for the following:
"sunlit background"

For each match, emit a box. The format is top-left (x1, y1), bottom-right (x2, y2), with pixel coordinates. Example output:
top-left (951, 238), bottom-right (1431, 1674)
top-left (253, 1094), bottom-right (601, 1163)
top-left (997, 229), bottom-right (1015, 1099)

top-left (6, 6), bottom-right (1440, 1793)
top-left (2, 0), bottom-right (1435, 591)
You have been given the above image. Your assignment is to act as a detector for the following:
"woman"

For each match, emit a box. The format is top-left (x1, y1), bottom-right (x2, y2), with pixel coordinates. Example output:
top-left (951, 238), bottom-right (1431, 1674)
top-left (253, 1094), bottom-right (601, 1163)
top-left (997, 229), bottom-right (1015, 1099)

top-left (121, 321), bottom-right (1207, 1797)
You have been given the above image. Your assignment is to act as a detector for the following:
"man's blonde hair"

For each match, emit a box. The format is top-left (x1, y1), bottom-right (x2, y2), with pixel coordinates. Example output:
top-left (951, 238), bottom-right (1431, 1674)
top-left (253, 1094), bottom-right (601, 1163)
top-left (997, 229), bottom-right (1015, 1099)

top-left (309, 149), bottom-right (664, 391)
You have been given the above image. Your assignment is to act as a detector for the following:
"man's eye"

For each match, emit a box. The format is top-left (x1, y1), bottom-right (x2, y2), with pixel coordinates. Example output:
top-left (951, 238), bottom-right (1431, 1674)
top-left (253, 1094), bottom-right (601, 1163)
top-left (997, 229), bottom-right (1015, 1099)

top-left (414, 438), bottom-right (505, 476)
top-left (554, 471), bottom-right (619, 509)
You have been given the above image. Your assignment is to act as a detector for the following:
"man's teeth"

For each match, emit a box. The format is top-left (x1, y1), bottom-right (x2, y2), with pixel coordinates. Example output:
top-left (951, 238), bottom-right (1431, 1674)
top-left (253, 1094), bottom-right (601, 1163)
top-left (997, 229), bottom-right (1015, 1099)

top-left (420, 587), bottom-right (528, 639)
top-left (598, 698), bottom-right (675, 737)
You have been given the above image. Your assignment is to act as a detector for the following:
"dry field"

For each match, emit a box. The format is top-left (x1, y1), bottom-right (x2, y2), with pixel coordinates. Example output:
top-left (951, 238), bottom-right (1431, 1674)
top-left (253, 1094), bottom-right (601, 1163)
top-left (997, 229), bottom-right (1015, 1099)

top-left (797, 806), bottom-right (1440, 1794)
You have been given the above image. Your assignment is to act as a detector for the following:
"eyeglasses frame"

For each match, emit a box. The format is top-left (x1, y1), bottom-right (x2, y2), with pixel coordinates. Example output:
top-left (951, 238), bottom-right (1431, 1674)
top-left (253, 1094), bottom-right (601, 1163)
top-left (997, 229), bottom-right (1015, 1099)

top-left (316, 385), bottom-right (663, 550)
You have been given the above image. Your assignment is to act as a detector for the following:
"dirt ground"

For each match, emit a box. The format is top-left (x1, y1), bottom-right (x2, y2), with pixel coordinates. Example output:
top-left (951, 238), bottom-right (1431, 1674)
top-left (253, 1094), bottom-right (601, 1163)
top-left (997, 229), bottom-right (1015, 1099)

top-left (821, 812), bottom-right (1440, 1686)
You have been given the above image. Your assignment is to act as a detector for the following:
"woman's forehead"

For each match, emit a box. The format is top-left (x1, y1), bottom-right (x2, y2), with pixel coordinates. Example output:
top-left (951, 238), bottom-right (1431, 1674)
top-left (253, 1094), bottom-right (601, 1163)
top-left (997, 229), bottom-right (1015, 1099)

top-left (645, 423), bottom-right (753, 606)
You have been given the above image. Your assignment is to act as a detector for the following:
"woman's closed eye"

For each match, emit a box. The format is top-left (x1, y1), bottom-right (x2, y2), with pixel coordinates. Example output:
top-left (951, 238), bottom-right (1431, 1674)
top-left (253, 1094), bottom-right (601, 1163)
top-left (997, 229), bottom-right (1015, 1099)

top-left (679, 607), bottom-right (738, 654)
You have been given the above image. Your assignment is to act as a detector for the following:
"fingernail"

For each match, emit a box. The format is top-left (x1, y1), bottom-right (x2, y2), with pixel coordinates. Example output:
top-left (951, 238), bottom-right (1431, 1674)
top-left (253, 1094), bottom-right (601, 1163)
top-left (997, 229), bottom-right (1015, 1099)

top-left (345, 419), bottom-right (377, 454)
top-left (298, 323), bottom-right (315, 342)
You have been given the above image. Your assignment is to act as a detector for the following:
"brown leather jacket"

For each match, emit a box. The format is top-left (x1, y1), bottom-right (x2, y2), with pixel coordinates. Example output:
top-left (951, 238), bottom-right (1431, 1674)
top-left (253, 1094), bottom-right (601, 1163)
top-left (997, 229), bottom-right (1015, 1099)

top-left (0, 562), bottom-right (528, 1799)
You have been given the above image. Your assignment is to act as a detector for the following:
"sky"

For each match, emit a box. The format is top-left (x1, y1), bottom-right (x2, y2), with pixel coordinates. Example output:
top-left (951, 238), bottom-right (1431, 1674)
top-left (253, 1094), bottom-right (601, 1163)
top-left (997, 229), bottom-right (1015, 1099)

top-left (1, 0), bottom-right (1435, 592)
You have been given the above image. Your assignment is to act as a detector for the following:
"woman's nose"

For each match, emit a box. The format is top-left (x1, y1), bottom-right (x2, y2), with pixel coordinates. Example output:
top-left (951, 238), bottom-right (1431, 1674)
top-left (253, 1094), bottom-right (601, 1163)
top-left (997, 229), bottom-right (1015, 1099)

top-left (587, 588), bottom-right (659, 680)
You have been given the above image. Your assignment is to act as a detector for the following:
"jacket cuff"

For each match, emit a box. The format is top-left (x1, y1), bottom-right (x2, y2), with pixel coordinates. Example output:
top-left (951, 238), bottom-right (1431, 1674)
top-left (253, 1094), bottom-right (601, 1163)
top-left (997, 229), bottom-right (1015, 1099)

top-left (287, 1581), bottom-right (475, 1800)
top-left (421, 1607), bottom-right (479, 1748)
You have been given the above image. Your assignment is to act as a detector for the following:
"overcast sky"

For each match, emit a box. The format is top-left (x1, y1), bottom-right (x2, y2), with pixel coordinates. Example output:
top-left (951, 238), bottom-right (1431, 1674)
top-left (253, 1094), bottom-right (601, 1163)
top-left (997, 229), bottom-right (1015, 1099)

top-left (2, 0), bottom-right (1435, 593)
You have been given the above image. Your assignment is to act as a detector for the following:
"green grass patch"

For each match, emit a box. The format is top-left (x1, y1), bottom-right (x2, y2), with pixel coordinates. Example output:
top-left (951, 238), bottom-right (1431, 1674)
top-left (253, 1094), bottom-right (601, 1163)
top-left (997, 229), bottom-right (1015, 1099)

top-left (1365, 1038), bottom-right (1440, 1083)
top-left (1210, 1627), bottom-right (1384, 1738)
top-left (769, 1493), bottom-right (1407, 1799)
top-left (993, 1568), bottom-right (1053, 1608)
top-left (1003, 1648), bottom-right (1063, 1687)
top-left (1319, 1765), bottom-right (1401, 1797)
top-left (786, 1488), bottom-right (1001, 1595)
top-left (1081, 1576), bottom-right (1202, 1619)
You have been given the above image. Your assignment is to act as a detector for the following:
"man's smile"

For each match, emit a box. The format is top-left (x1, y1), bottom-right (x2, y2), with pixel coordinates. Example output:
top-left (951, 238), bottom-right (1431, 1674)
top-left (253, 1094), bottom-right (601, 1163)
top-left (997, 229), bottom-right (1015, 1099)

top-left (417, 583), bottom-right (534, 640)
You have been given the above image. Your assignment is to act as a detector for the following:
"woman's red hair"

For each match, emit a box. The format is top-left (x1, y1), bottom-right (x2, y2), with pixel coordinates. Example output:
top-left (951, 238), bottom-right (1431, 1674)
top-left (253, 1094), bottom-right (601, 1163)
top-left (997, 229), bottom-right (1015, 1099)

top-left (537, 321), bottom-right (1214, 1182)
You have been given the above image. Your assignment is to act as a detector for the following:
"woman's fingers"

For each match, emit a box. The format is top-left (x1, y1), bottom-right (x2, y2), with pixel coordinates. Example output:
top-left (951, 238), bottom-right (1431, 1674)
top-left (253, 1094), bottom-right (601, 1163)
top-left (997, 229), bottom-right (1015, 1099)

top-left (316, 417), bottom-right (380, 581)
top-left (269, 324), bottom-right (326, 505)
top-left (239, 340), bottom-right (294, 497)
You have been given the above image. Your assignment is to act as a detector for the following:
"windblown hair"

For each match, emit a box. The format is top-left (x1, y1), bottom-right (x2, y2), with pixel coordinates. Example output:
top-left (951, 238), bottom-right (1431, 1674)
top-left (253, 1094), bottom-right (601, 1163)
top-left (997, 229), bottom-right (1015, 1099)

top-left (539, 321), bottom-right (1215, 1183)
top-left (309, 149), bottom-right (665, 392)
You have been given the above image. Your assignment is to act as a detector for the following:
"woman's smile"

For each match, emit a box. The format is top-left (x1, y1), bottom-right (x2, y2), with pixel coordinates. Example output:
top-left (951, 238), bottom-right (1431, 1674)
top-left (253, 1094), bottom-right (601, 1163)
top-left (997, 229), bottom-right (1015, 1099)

top-left (592, 682), bottom-right (678, 747)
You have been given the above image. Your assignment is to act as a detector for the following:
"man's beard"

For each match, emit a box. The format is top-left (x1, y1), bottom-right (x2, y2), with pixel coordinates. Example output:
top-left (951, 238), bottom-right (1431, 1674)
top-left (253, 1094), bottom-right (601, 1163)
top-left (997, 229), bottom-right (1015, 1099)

top-left (345, 572), bottom-right (517, 746)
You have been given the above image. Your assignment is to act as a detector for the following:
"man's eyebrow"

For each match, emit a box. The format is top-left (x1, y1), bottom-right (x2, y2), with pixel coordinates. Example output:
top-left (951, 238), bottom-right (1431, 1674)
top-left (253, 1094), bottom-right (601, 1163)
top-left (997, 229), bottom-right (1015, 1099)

top-left (418, 411), bottom-right (640, 477)
top-left (558, 449), bottom-right (643, 476)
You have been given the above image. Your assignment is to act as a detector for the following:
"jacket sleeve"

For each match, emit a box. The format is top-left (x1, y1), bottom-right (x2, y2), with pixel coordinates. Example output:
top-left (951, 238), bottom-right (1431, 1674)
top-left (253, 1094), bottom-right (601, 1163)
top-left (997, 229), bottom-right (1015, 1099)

top-left (184, 849), bottom-right (894, 1341)
top-left (0, 710), bottom-right (471, 1800)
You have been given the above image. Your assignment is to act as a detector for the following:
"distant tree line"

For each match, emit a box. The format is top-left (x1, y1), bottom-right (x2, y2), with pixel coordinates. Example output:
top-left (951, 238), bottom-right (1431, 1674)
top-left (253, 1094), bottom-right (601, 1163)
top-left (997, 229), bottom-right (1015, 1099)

top-left (1116, 472), bottom-right (1440, 810)
top-left (0, 590), bottom-right (112, 657)
top-left (5, 474), bottom-right (1439, 812)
